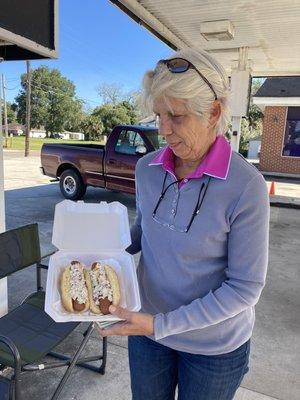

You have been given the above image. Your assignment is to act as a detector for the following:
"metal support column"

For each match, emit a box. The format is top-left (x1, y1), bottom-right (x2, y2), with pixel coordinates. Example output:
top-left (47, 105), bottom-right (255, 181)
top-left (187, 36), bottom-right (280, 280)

top-left (230, 47), bottom-right (251, 152)
top-left (0, 71), bottom-right (8, 316)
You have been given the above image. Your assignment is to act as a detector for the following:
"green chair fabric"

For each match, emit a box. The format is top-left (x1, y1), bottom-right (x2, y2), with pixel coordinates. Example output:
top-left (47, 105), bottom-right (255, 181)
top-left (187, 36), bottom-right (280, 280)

top-left (0, 291), bottom-right (79, 367)
top-left (0, 224), bottom-right (41, 279)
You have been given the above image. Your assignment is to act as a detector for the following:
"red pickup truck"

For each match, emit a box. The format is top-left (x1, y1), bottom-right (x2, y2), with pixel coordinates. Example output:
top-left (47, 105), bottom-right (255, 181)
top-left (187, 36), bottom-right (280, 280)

top-left (40, 125), bottom-right (165, 200)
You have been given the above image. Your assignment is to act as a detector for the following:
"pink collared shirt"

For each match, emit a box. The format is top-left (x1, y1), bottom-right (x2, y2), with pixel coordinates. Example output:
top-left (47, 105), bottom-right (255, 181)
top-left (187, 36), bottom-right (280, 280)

top-left (149, 135), bottom-right (232, 187)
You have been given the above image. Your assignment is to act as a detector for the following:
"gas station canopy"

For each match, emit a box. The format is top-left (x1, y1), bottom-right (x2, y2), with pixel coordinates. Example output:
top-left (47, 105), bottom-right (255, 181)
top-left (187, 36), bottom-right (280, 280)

top-left (0, 0), bottom-right (58, 61)
top-left (110, 0), bottom-right (300, 77)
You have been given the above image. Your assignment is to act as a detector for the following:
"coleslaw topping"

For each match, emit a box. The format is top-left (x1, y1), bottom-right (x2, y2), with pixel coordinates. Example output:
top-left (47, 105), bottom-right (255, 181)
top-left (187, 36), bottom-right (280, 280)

top-left (90, 263), bottom-right (113, 304)
top-left (69, 262), bottom-right (88, 304)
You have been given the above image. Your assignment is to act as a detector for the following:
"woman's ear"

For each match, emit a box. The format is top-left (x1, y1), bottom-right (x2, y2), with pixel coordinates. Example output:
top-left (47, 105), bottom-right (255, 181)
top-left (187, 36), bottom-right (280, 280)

top-left (208, 100), bottom-right (221, 128)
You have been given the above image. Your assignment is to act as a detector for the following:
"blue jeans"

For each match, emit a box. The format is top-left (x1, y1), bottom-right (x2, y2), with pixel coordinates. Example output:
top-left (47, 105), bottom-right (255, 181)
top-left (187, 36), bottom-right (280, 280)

top-left (128, 336), bottom-right (250, 400)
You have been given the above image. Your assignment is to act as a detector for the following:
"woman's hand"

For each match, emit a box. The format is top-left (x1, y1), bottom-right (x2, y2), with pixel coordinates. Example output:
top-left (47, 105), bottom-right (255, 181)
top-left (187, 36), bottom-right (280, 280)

top-left (97, 305), bottom-right (154, 337)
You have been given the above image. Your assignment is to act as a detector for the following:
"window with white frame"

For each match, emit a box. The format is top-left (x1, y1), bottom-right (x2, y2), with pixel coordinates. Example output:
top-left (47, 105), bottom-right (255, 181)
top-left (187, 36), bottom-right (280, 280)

top-left (282, 107), bottom-right (300, 157)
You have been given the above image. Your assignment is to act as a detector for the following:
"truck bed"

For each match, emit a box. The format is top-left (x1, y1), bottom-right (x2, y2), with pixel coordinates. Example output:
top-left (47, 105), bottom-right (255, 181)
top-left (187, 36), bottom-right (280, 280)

top-left (41, 143), bottom-right (105, 185)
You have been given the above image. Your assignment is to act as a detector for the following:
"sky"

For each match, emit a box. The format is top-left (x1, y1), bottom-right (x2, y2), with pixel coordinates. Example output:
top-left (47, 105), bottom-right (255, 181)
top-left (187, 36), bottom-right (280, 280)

top-left (0, 0), bottom-right (171, 108)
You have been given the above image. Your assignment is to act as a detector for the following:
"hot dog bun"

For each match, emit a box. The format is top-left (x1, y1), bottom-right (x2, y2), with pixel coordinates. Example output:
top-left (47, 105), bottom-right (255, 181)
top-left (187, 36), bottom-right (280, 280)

top-left (86, 262), bottom-right (120, 315)
top-left (60, 260), bottom-right (90, 313)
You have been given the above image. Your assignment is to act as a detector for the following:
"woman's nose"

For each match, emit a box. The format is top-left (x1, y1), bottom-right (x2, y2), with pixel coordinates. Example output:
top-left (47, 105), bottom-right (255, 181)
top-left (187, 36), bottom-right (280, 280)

top-left (159, 117), bottom-right (172, 137)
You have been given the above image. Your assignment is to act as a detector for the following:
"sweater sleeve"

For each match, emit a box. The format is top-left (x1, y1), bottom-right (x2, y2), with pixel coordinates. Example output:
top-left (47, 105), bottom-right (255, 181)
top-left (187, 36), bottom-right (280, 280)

top-left (154, 174), bottom-right (270, 340)
top-left (126, 173), bottom-right (142, 255)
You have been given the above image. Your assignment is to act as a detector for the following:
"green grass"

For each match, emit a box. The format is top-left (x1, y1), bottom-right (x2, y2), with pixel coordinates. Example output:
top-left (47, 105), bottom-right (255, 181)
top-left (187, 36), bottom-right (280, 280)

top-left (4, 136), bottom-right (105, 151)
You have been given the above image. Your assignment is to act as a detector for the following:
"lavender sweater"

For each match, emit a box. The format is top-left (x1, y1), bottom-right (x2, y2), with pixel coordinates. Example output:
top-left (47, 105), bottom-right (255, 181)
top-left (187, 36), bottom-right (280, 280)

top-left (128, 150), bottom-right (270, 355)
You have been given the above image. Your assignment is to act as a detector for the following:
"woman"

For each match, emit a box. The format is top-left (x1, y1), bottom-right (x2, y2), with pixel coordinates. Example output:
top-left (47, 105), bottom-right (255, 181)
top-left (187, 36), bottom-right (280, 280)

top-left (98, 48), bottom-right (270, 400)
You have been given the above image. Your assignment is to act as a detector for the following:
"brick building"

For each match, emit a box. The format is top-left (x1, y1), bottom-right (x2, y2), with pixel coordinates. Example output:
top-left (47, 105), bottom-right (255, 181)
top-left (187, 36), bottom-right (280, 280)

top-left (253, 77), bottom-right (300, 175)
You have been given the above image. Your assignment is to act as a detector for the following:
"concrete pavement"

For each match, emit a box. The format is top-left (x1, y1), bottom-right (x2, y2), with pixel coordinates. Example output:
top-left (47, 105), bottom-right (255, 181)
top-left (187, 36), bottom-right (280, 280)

top-left (1, 151), bottom-right (300, 400)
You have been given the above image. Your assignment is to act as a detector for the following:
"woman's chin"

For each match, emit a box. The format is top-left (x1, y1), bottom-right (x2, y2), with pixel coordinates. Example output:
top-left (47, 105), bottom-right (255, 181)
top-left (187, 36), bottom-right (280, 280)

top-left (171, 149), bottom-right (182, 159)
top-left (172, 149), bottom-right (190, 161)
top-left (170, 143), bottom-right (184, 157)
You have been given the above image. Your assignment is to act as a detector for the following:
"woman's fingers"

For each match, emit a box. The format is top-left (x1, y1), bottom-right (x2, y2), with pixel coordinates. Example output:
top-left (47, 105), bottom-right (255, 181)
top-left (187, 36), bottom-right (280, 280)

top-left (96, 307), bottom-right (154, 337)
top-left (109, 305), bottom-right (133, 321)
top-left (97, 313), bottom-right (154, 337)
top-left (98, 321), bottom-right (129, 337)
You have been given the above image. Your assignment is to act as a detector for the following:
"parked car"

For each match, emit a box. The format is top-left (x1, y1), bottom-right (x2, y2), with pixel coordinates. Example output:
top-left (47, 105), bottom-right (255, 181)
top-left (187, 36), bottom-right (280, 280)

top-left (40, 125), bottom-right (165, 200)
top-left (51, 132), bottom-right (65, 139)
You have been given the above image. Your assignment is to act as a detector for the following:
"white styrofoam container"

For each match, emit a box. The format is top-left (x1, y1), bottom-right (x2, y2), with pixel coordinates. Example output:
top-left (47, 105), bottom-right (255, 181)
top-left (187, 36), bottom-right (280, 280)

top-left (45, 200), bottom-right (141, 322)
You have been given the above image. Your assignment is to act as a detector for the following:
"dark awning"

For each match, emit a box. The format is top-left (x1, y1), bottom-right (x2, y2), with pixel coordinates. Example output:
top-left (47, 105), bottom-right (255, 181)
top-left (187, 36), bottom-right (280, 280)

top-left (0, 0), bottom-right (57, 61)
top-left (255, 77), bottom-right (300, 98)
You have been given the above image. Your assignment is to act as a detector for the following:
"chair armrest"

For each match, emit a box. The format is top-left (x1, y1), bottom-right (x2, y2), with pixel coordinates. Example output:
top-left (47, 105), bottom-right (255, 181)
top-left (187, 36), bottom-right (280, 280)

top-left (41, 250), bottom-right (56, 260)
top-left (38, 250), bottom-right (57, 270)
top-left (0, 335), bottom-right (22, 371)
top-left (37, 263), bottom-right (49, 270)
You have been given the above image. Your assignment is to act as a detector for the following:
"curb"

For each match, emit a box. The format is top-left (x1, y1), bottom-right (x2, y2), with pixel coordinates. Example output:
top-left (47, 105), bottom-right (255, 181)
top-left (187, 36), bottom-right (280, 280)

top-left (270, 196), bottom-right (300, 209)
top-left (270, 202), bottom-right (300, 209)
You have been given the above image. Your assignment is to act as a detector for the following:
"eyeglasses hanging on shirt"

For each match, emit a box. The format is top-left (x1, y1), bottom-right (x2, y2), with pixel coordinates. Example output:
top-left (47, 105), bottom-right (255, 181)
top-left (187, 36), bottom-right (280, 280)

top-left (152, 172), bottom-right (211, 233)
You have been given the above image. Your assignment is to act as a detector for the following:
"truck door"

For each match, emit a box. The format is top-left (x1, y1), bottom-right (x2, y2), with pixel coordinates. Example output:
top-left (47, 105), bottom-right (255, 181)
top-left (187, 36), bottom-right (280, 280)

top-left (105, 129), bottom-right (147, 194)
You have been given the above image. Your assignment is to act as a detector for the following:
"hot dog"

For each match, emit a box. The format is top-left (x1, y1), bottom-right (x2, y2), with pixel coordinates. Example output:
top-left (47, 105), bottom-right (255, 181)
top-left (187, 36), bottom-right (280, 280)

top-left (60, 260), bottom-right (90, 313)
top-left (86, 262), bottom-right (121, 315)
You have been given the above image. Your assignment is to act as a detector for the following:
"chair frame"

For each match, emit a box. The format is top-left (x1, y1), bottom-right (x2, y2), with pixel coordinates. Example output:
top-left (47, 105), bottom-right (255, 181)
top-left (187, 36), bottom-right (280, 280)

top-left (0, 224), bottom-right (108, 400)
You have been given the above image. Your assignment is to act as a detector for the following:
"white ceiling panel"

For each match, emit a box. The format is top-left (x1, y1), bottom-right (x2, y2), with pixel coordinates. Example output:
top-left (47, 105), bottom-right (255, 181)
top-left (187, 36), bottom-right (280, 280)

top-left (111, 0), bottom-right (300, 76)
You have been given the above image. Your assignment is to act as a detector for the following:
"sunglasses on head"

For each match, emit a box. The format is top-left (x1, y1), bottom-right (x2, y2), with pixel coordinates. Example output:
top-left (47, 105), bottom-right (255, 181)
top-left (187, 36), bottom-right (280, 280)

top-left (156, 57), bottom-right (217, 100)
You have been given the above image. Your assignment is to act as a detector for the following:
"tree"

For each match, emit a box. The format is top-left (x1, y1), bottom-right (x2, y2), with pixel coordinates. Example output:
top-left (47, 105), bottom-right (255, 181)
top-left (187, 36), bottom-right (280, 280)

top-left (14, 66), bottom-right (84, 136)
top-left (92, 103), bottom-right (132, 135)
top-left (6, 102), bottom-right (17, 124)
top-left (239, 78), bottom-right (264, 156)
top-left (97, 83), bottom-right (124, 105)
top-left (119, 100), bottom-right (139, 124)
top-left (248, 79), bottom-right (264, 132)
top-left (81, 115), bottom-right (104, 141)
top-left (64, 99), bottom-right (85, 132)
top-left (95, 82), bottom-right (141, 134)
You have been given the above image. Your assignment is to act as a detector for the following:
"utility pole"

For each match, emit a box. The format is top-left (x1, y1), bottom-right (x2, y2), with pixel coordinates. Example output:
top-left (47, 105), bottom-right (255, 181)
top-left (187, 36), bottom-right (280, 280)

top-left (25, 60), bottom-right (31, 157)
top-left (1, 74), bottom-right (8, 148)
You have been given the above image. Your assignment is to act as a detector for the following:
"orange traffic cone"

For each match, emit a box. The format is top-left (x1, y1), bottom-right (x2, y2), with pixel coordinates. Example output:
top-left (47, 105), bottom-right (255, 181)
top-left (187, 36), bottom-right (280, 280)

top-left (269, 181), bottom-right (276, 196)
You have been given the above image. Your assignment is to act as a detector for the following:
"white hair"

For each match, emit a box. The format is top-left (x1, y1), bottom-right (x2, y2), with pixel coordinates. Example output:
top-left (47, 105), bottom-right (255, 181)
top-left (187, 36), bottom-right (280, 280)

top-left (140, 48), bottom-right (231, 135)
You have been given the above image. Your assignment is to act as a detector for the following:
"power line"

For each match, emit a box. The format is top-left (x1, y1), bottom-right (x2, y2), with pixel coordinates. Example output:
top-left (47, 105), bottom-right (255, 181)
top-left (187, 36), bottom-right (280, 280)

top-left (5, 70), bottom-right (103, 109)
top-left (63, 23), bottom-right (137, 79)
top-left (4, 83), bottom-right (21, 91)
top-left (5, 77), bottom-right (20, 83)
top-left (61, 27), bottom-right (135, 86)
top-left (29, 82), bottom-right (100, 107)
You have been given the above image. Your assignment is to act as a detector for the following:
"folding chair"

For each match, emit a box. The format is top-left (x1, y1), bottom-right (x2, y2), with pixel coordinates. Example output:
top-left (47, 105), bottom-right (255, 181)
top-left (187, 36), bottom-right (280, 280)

top-left (0, 223), bottom-right (107, 400)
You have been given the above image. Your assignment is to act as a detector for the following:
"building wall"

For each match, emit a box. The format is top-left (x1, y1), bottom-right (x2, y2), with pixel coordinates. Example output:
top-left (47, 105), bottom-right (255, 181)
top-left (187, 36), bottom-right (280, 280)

top-left (259, 106), bottom-right (300, 174)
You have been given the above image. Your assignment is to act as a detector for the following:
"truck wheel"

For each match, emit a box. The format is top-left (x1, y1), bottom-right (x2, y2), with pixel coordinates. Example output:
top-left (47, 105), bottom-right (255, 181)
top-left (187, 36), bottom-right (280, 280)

top-left (59, 169), bottom-right (87, 200)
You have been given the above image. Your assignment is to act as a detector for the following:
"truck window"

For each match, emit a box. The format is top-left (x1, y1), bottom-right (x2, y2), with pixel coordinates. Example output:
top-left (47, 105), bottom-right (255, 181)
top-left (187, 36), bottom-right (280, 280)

top-left (143, 130), bottom-right (167, 150)
top-left (115, 130), bottom-right (146, 155)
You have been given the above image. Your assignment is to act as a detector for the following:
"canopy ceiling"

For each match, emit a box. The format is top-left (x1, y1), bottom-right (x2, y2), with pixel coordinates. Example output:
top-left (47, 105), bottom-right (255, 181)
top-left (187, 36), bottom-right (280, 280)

top-left (110, 0), bottom-right (300, 77)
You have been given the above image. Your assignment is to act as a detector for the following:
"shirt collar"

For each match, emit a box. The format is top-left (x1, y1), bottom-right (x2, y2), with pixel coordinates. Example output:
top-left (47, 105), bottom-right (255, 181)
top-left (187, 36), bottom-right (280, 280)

top-left (149, 135), bottom-right (232, 181)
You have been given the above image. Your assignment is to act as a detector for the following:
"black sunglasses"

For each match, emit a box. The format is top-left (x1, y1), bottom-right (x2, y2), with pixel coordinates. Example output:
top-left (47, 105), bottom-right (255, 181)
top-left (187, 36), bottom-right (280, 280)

top-left (152, 173), bottom-right (211, 233)
top-left (157, 58), bottom-right (217, 101)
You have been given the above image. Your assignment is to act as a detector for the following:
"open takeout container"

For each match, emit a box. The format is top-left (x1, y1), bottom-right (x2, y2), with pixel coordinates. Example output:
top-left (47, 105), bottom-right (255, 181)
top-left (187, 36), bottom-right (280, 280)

top-left (45, 200), bottom-right (141, 322)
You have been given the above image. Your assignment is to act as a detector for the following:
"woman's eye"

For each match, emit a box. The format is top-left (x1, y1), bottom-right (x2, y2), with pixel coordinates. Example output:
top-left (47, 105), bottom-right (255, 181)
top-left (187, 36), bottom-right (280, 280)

top-left (172, 114), bottom-right (183, 119)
